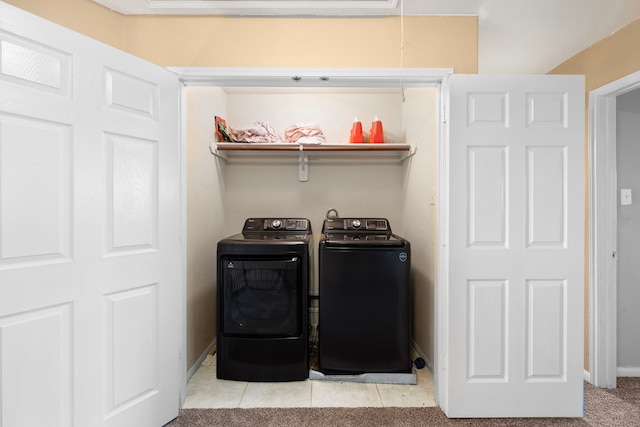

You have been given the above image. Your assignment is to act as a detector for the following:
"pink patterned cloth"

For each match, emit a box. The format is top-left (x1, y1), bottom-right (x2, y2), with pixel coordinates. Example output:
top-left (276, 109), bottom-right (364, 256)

top-left (230, 121), bottom-right (283, 143)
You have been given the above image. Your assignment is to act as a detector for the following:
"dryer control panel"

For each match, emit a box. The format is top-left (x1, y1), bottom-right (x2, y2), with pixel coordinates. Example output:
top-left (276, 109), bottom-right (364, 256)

top-left (243, 218), bottom-right (311, 233)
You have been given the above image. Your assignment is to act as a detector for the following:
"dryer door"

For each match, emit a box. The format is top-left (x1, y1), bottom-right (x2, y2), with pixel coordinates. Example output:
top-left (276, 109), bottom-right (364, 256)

top-left (220, 256), bottom-right (301, 337)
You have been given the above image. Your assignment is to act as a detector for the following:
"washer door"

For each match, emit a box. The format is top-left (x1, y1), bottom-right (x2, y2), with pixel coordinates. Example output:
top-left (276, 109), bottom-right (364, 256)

top-left (220, 257), bottom-right (301, 337)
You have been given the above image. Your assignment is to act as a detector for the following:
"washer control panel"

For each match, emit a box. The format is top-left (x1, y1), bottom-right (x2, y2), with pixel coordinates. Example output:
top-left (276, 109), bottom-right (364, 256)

top-left (323, 218), bottom-right (389, 232)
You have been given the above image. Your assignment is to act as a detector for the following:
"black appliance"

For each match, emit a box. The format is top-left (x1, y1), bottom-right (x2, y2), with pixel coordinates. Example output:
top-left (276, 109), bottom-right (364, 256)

top-left (318, 217), bottom-right (411, 375)
top-left (216, 218), bottom-right (312, 382)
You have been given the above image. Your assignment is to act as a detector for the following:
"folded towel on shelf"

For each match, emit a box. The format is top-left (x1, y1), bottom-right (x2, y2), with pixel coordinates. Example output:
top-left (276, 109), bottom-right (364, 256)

top-left (285, 122), bottom-right (326, 144)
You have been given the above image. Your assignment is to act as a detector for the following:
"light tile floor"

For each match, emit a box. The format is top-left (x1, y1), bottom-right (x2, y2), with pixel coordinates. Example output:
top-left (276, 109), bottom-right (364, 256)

top-left (182, 355), bottom-right (437, 408)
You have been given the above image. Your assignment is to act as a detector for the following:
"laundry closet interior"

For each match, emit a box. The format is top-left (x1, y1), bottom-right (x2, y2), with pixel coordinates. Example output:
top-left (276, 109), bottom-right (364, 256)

top-left (183, 70), bottom-right (439, 397)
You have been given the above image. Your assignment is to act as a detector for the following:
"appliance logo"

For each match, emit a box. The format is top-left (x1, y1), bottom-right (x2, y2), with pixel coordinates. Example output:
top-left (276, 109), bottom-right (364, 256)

top-left (399, 252), bottom-right (408, 263)
top-left (227, 262), bottom-right (234, 269)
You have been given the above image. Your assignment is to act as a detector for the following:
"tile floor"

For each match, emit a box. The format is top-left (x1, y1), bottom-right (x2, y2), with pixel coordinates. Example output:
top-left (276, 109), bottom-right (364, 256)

top-left (182, 355), bottom-right (437, 408)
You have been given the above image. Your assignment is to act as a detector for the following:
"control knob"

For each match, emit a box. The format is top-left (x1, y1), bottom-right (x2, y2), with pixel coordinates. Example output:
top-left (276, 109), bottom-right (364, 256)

top-left (351, 219), bottom-right (361, 229)
top-left (271, 219), bottom-right (282, 229)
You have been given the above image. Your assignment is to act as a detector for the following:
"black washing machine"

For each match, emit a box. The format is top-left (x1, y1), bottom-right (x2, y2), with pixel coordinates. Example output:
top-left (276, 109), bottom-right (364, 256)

top-left (216, 218), bottom-right (312, 382)
top-left (318, 217), bottom-right (411, 375)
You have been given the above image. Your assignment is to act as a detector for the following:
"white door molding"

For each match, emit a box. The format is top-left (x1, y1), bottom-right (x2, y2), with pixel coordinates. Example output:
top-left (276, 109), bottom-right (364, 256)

top-left (436, 74), bottom-right (451, 414)
top-left (589, 70), bottom-right (640, 389)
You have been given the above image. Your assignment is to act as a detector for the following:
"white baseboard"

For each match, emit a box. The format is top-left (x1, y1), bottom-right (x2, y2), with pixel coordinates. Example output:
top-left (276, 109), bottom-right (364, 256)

top-left (583, 370), bottom-right (591, 383)
top-left (617, 366), bottom-right (640, 377)
top-left (411, 341), bottom-right (433, 373)
top-left (187, 338), bottom-right (216, 382)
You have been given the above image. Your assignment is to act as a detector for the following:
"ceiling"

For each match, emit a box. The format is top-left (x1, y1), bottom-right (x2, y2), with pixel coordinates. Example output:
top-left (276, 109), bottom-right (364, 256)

top-left (91, 0), bottom-right (640, 74)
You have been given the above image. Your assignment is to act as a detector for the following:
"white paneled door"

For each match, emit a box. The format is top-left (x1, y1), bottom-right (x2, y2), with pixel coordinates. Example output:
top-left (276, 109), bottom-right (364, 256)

top-left (0, 3), bottom-right (181, 427)
top-left (446, 75), bottom-right (584, 417)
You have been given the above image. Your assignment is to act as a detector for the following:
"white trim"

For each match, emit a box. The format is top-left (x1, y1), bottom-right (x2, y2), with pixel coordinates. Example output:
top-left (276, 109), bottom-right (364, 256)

top-left (187, 339), bottom-right (217, 382)
top-left (169, 67), bottom-right (453, 87)
top-left (588, 92), bottom-right (618, 389)
top-left (178, 82), bottom-right (189, 405)
top-left (584, 370), bottom-right (591, 383)
top-left (617, 367), bottom-right (640, 377)
top-left (589, 69), bottom-right (640, 389)
top-left (412, 340), bottom-right (434, 372)
top-left (92, 0), bottom-right (401, 16)
top-left (151, 0), bottom-right (397, 8)
top-left (590, 70), bottom-right (640, 97)
top-left (436, 73), bottom-right (451, 413)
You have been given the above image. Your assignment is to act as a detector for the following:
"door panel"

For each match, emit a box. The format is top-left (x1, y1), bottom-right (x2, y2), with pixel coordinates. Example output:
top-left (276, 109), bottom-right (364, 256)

top-left (0, 114), bottom-right (72, 265)
top-left (105, 132), bottom-right (159, 253)
top-left (526, 279), bottom-right (565, 379)
top-left (447, 74), bottom-right (584, 417)
top-left (0, 3), bottom-right (181, 427)
top-left (104, 285), bottom-right (160, 419)
top-left (467, 279), bottom-right (506, 381)
top-left (526, 147), bottom-right (566, 247)
top-left (0, 304), bottom-right (72, 427)
top-left (467, 146), bottom-right (508, 247)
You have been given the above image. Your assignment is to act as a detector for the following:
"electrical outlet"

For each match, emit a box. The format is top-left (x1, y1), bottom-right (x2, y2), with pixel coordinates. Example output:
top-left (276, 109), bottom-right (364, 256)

top-left (621, 189), bottom-right (632, 206)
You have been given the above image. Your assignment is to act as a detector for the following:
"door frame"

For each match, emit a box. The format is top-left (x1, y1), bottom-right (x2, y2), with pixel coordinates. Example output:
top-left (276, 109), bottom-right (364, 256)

top-left (589, 69), bottom-right (640, 388)
top-left (171, 66), bottom-right (452, 408)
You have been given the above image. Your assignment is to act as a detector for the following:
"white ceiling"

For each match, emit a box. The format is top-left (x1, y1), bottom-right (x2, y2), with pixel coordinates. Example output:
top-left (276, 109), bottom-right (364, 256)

top-left (92, 0), bottom-right (640, 74)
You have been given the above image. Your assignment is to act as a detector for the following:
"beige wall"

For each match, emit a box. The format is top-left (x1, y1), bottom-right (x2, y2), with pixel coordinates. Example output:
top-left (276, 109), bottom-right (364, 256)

top-left (4, 0), bottom-right (129, 50)
top-left (185, 87), bottom-right (228, 369)
top-left (6, 0), bottom-right (478, 72)
top-left (125, 15), bottom-right (477, 71)
top-left (550, 17), bottom-right (640, 92)
top-left (549, 17), bottom-right (640, 371)
top-left (401, 88), bottom-right (438, 364)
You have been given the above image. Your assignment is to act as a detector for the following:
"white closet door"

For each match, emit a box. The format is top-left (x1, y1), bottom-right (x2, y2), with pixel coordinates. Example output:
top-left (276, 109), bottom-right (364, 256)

top-left (0, 3), bottom-right (181, 426)
top-left (446, 74), bottom-right (584, 417)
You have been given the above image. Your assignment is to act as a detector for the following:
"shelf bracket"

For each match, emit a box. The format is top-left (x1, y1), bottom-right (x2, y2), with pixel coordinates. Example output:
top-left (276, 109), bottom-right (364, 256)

top-left (210, 141), bottom-right (227, 161)
top-left (298, 145), bottom-right (309, 182)
top-left (401, 145), bottom-right (418, 161)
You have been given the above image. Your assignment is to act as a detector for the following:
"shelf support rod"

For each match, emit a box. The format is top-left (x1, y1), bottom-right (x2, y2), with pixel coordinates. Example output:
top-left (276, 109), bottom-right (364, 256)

top-left (298, 144), bottom-right (309, 182)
